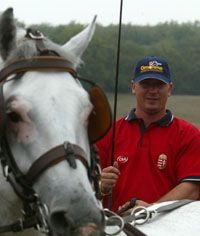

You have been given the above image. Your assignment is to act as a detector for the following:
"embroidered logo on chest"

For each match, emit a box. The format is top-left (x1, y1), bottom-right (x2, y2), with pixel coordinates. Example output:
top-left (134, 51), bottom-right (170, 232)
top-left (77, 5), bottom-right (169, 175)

top-left (117, 155), bottom-right (128, 163)
top-left (157, 154), bottom-right (168, 170)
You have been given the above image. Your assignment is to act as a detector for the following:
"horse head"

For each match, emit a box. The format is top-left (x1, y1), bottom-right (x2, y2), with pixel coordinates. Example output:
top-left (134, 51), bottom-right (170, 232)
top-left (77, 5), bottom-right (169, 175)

top-left (0, 8), bottom-right (111, 236)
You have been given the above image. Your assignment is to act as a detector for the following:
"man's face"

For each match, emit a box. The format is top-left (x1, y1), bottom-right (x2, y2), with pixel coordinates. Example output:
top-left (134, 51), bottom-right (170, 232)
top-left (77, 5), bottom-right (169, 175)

top-left (131, 78), bottom-right (173, 115)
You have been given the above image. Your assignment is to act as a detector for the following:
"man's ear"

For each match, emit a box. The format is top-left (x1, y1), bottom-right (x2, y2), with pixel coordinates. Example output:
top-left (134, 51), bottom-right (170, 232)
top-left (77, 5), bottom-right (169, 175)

top-left (168, 82), bottom-right (173, 97)
top-left (131, 81), bottom-right (136, 94)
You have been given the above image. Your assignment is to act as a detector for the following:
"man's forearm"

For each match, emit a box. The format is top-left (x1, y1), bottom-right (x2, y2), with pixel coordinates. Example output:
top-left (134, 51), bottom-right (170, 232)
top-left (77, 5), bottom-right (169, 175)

top-left (157, 182), bottom-right (200, 203)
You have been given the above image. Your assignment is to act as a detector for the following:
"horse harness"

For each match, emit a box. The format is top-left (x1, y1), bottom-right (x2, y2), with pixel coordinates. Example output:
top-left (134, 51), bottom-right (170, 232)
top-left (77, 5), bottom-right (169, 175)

top-left (0, 29), bottom-right (112, 234)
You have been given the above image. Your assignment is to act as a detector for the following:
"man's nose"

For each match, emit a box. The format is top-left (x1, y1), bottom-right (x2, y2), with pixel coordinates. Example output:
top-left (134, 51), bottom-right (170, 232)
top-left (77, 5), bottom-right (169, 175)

top-left (148, 84), bottom-right (159, 92)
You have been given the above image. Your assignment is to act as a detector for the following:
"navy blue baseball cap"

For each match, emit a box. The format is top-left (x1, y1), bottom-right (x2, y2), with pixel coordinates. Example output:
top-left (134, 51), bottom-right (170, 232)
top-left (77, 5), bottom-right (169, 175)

top-left (132, 56), bottom-right (171, 83)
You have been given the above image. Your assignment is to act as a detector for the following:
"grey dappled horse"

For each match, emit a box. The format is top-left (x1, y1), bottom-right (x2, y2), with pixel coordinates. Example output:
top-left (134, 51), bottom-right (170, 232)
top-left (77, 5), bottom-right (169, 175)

top-left (0, 8), bottom-right (108, 236)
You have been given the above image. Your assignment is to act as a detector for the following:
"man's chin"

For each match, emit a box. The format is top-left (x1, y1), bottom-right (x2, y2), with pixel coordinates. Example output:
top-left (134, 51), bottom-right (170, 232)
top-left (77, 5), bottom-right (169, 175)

top-left (145, 106), bottom-right (162, 115)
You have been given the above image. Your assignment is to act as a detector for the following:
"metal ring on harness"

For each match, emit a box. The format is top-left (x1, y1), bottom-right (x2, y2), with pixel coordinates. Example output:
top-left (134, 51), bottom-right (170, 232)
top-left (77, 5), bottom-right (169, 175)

top-left (131, 206), bottom-right (150, 225)
top-left (104, 209), bottom-right (125, 236)
top-left (35, 201), bottom-right (50, 234)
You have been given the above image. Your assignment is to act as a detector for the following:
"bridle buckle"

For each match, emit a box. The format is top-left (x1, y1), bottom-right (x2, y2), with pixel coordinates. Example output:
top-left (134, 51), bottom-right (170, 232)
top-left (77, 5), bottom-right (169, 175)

top-left (26, 29), bottom-right (44, 40)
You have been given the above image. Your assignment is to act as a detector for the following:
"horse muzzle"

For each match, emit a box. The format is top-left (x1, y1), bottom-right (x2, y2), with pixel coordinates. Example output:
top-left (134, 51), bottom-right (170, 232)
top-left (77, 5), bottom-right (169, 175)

top-left (49, 207), bottom-right (105, 236)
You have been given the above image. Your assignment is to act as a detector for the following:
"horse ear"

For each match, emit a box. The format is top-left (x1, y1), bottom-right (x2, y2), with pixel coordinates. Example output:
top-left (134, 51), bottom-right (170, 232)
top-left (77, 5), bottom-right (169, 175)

top-left (0, 8), bottom-right (17, 60)
top-left (62, 15), bottom-right (97, 59)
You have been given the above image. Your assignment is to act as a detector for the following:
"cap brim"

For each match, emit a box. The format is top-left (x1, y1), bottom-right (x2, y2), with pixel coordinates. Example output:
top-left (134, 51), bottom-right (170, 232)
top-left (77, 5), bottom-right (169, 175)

top-left (133, 73), bottom-right (170, 84)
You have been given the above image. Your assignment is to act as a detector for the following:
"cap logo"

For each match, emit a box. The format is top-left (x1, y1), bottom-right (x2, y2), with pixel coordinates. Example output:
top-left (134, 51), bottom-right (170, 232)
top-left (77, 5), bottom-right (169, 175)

top-left (140, 60), bottom-right (164, 74)
top-left (117, 155), bottom-right (128, 163)
top-left (157, 154), bottom-right (168, 170)
top-left (149, 60), bottom-right (162, 66)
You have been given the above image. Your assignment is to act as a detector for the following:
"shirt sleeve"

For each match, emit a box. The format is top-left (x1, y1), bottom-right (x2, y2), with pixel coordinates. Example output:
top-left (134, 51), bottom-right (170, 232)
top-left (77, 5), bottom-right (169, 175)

top-left (176, 124), bottom-right (200, 183)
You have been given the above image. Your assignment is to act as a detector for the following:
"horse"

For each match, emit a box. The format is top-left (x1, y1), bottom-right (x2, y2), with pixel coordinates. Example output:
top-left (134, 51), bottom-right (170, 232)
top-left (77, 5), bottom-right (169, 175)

top-left (0, 7), bottom-right (112, 236)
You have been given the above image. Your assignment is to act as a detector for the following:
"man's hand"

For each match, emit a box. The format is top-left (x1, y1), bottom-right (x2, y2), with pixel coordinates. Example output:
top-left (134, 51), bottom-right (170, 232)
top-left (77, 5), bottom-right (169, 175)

top-left (100, 161), bottom-right (120, 195)
top-left (117, 199), bottom-right (151, 216)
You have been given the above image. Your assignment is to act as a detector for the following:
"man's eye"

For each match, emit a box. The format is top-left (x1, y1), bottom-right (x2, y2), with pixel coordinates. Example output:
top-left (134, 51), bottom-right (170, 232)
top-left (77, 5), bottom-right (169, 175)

top-left (8, 112), bottom-right (23, 123)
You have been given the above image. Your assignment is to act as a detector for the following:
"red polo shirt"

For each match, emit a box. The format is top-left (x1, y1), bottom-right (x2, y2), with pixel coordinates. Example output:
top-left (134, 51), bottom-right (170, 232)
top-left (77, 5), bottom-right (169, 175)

top-left (96, 109), bottom-right (200, 212)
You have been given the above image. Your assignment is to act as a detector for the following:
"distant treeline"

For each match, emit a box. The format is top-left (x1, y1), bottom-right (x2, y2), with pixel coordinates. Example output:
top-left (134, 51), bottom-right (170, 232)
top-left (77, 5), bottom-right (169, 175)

top-left (27, 21), bottom-right (200, 95)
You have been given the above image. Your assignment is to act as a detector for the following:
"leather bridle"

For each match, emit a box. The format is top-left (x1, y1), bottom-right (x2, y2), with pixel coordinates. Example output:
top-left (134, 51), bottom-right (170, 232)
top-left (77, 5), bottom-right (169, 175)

top-left (0, 140), bottom-right (100, 234)
top-left (0, 29), bottom-right (101, 234)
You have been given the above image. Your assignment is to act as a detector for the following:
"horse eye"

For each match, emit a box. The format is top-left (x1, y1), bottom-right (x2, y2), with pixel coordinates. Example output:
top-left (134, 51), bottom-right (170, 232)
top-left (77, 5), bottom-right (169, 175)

top-left (8, 112), bottom-right (23, 123)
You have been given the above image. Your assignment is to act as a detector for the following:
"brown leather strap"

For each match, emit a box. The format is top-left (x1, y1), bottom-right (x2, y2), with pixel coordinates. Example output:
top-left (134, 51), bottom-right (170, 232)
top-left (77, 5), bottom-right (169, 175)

top-left (117, 198), bottom-right (139, 215)
top-left (123, 223), bottom-right (147, 236)
top-left (26, 143), bottom-right (88, 183)
top-left (0, 56), bottom-right (77, 83)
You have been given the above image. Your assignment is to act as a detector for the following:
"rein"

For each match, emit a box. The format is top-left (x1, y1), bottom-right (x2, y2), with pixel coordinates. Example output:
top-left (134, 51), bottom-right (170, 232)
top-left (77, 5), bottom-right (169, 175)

top-left (104, 199), bottom-right (194, 236)
top-left (104, 209), bottom-right (146, 236)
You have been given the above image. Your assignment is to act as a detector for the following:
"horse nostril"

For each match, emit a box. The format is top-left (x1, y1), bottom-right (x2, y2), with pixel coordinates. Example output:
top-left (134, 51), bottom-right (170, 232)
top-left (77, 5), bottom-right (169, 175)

top-left (50, 211), bottom-right (76, 234)
top-left (50, 207), bottom-right (104, 235)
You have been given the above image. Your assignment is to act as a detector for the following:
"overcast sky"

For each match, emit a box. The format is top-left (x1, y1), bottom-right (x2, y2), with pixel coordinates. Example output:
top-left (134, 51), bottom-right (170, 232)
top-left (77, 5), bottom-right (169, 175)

top-left (1, 0), bottom-right (200, 26)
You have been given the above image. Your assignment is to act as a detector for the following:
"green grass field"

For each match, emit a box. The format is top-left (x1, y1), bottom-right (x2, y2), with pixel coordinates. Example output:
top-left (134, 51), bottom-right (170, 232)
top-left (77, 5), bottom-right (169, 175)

top-left (106, 94), bottom-right (200, 129)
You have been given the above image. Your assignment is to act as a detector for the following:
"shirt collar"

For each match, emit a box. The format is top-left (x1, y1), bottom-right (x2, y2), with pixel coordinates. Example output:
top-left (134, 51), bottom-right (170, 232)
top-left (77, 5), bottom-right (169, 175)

top-left (125, 109), bottom-right (174, 127)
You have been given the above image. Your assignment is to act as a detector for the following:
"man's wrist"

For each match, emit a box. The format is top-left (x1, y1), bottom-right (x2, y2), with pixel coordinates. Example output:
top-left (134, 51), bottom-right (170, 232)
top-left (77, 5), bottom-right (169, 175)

top-left (99, 181), bottom-right (112, 196)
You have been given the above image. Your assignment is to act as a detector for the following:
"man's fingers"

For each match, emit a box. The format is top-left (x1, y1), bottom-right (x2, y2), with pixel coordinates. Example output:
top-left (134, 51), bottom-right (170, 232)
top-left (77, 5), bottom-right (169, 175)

top-left (113, 161), bottom-right (119, 169)
top-left (136, 200), bottom-right (151, 207)
top-left (102, 166), bottom-right (120, 175)
top-left (101, 172), bottom-right (119, 180)
top-left (101, 178), bottom-right (117, 186)
top-left (100, 163), bottom-right (120, 195)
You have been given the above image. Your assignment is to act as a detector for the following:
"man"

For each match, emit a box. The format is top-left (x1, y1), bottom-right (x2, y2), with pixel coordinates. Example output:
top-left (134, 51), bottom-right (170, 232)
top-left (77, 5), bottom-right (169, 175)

top-left (96, 55), bottom-right (200, 213)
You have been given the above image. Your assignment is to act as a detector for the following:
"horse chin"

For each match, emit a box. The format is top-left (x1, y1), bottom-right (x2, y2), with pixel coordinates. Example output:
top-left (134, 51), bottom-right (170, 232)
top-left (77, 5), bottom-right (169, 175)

top-left (50, 222), bottom-right (102, 236)
top-left (80, 223), bottom-right (101, 236)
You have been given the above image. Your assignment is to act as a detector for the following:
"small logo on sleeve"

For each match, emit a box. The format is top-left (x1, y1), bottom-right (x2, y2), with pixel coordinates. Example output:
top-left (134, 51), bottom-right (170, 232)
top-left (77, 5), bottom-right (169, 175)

top-left (157, 154), bottom-right (168, 170)
top-left (117, 156), bottom-right (128, 163)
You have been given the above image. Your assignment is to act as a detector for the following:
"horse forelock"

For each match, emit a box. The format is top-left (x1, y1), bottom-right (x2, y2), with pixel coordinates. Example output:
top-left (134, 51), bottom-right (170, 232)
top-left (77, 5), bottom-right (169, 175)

top-left (4, 31), bottom-right (82, 69)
